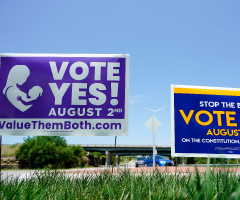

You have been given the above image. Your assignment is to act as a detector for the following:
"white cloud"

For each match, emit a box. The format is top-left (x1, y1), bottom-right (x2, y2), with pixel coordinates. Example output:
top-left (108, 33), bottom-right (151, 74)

top-left (129, 93), bottom-right (160, 105)
top-left (129, 95), bottom-right (144, 105)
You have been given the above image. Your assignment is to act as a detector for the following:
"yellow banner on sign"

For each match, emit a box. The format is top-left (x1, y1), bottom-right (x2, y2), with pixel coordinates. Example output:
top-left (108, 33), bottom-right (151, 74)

top-left (174, 88), bottom-right (240, 96)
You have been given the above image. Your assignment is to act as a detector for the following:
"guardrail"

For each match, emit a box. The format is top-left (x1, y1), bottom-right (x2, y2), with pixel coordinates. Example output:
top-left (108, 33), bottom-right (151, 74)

top-left (3, 144), bottom-right (171, 148)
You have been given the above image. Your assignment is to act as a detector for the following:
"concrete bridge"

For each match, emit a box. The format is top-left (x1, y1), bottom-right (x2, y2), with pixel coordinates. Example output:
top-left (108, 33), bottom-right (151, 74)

top-left (80, 144), bottom-right (171, 166)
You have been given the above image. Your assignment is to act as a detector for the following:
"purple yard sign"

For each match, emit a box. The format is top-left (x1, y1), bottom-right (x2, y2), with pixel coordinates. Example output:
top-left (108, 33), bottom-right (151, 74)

top-left (0, 54), bottom-right (129, 136)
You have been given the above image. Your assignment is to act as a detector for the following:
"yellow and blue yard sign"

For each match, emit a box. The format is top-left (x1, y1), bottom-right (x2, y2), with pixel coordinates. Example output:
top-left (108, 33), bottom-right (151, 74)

top-left (171, 85), bottom-right (240, 158)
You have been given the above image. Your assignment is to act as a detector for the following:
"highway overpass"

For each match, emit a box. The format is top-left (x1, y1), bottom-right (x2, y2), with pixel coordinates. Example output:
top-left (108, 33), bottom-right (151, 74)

top-left (79, 144), bottom-right (171, 166)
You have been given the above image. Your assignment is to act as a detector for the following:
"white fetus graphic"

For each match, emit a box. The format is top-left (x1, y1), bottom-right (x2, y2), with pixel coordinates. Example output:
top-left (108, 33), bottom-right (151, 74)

top-left (3, 65), bottom-right (43, 112)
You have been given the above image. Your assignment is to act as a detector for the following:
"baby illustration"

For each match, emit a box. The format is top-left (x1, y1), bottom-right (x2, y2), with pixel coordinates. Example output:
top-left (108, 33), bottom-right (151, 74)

top-left (3, 65), bottom-right (43, 112)
top-left (16, 86), bottom-right (43, 104)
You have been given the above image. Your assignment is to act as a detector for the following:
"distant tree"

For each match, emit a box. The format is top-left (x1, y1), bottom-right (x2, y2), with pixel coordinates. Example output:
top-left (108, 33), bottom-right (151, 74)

top-left (193, 157), bottom-right (208, 164)
top-left (16, 136), bottom-right (86, 169)
top-left (193, 157), bottom-right (227, 165)
top-left (183, 157), bottom-right (228, 165)
top-left (90, 152), bottom-right (102, 166)
top-left (184, 157), bottom-right (194, 164)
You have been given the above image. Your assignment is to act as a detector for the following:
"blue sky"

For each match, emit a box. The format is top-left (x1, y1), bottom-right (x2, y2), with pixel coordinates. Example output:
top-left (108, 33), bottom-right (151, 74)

top-left (1, 1), bottom-right (240, 146)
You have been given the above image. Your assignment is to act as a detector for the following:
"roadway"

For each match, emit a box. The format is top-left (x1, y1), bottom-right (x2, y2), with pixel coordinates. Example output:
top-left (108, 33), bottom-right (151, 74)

top-left (1, 162), bottom-right (136, 180)
top-left (4, 164), bottom-right (240, 181)
top-left (3, 161), bottom-right (240, 180)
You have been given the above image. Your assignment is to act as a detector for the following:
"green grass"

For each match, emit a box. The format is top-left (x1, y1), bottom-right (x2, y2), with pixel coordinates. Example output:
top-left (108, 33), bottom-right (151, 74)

top-left (2, 167), bottom-right (240, 199)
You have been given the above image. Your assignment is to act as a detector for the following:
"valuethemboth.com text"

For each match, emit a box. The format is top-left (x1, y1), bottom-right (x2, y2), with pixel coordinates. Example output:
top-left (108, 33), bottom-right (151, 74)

top-left (0, 120), bottom-right (121, 131)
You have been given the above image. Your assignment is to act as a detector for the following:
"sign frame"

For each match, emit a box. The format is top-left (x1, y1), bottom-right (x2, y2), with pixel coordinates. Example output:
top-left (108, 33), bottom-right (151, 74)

top-left (0, 53), bottom-right (129, 136)
top-left (171, 84), bottom-right (240, 158)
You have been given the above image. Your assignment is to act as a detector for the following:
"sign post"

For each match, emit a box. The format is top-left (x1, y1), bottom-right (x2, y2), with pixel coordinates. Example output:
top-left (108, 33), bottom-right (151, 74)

top-left (111, 136), bottom-right (117, 177)
top-left (144, 108), bottom-right (166, 167)
top-left (0, 135), bottom-right (1, 181)
top-left (172, 84), bottom-right (240, 158)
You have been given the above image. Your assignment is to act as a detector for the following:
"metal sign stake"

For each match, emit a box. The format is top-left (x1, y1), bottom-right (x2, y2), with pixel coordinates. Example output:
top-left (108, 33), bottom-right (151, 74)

top-left (111, 136), bottom-right (117, 178)
top-left (0, 135), bottom-right (2, 182)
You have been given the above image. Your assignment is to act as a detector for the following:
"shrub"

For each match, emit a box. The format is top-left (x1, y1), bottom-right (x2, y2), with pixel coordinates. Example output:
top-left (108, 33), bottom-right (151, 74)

top-left (15, 136), bottom-right (85, 169)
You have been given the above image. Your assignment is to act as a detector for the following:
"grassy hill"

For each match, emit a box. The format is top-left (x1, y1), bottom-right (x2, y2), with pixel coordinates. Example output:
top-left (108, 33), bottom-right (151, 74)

top-left (1, 144), bottom-right (20, 157)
